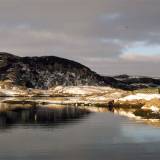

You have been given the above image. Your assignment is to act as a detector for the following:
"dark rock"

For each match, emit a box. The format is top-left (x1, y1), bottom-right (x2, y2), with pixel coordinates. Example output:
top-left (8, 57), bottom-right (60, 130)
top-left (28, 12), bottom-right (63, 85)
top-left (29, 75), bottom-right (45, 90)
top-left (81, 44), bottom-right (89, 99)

top-left (0, 53), bottom-right (159, 90)
top-left (0, 53), bottom-right (106, 89)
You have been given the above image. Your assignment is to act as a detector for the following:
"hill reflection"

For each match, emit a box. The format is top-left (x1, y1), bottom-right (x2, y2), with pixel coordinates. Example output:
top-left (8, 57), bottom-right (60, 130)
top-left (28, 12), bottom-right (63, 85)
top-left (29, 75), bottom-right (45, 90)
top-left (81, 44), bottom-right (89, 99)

top-left (0, 105), bottom-right (91, 129)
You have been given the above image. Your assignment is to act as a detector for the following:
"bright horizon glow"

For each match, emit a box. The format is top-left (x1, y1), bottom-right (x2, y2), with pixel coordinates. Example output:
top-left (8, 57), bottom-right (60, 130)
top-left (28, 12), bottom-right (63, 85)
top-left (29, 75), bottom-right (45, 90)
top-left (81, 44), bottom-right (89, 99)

top-left (124, 43), bottom-right (160, 57)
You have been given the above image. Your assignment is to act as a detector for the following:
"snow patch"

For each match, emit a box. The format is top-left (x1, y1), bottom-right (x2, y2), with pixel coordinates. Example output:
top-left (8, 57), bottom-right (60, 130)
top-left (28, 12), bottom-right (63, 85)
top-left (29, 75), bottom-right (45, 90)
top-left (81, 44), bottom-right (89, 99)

top-left (142, 105), bottom-right (160, 113)
top-left (119, 93), bottom-right (160, 101)
top-left (52, 86), bottom-right (114, 95)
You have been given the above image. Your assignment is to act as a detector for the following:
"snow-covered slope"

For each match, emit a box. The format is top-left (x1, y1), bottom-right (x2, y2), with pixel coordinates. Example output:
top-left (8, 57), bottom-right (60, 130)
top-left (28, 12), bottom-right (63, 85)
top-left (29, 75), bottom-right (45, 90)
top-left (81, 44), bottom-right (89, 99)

top-left (119, 93), bottom-right (160, 101)
top-left (51, 86), bottom-right (115, 95)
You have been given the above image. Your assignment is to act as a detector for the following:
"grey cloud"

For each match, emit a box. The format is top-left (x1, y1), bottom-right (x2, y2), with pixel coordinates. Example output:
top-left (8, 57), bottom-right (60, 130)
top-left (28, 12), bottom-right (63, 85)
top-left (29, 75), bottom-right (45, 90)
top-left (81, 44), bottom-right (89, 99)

top-left (83, 58), bottom-right (160, 77)
top-left (0, 25), bottom-right (123, 61)
top-left (0, 0), bottom-right (160, 76)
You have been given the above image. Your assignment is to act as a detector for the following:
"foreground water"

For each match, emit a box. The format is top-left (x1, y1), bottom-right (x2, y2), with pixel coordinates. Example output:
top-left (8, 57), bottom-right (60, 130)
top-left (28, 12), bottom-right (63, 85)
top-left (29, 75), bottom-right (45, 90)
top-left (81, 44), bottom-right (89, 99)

top-left (0, 105), bottom-right (160, 160)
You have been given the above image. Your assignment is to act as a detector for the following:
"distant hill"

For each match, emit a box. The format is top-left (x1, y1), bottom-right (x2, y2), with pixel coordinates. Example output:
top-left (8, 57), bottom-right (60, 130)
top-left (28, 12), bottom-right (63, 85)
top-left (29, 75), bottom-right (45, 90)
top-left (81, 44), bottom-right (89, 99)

top-left (114, 75), bottom-right (160, 89)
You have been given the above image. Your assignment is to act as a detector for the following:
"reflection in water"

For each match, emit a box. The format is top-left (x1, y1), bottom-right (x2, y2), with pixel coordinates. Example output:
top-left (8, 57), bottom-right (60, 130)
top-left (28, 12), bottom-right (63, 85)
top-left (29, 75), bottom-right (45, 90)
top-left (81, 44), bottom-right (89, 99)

top-left (0, 104), bottom-right (91, 129)
top-left (1, 102), bottom-right (160, 160)
top-left (81, 106), bottom-right (109, 113)
top-left (0, 100), bottom-right (160, 129)
top-left (82, 105), bottom-right (160, 127)
top-left (113, 108), bottom-right (160, 127)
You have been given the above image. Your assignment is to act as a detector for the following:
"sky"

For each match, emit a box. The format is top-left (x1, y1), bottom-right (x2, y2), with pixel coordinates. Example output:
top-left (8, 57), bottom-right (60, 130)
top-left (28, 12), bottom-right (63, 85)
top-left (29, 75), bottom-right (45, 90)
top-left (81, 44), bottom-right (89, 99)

top-left (0, 0), bottom-right (160, 76)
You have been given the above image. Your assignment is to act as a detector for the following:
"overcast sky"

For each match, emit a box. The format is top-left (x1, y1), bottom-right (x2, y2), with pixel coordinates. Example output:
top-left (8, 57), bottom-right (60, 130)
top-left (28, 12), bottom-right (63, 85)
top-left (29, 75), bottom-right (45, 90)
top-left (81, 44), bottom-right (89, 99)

top-left (0, 0), bottom-right (160, 76)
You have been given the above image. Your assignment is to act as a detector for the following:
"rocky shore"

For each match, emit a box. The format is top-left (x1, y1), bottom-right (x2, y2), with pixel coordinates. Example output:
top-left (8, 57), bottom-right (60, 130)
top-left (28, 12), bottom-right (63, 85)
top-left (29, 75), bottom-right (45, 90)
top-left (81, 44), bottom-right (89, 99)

top-left (0, 86), bottom-right (160, 122)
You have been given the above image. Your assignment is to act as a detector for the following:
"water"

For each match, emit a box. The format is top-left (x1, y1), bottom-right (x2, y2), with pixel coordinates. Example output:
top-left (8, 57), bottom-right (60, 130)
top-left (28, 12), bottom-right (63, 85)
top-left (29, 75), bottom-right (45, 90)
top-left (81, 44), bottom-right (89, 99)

top-left (0, 104), bottom-right (160, 160)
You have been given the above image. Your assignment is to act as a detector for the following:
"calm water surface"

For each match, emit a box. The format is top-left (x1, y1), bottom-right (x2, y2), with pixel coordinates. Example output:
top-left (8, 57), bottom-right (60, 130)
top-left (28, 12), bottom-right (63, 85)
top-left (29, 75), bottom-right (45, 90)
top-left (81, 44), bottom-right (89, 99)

top-left (0, 105), bottom-right (160, 160)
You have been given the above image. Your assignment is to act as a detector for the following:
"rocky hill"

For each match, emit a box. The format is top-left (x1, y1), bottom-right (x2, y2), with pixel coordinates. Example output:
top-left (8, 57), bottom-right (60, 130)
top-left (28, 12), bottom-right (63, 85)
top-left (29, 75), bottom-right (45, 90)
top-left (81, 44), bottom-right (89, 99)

top-left (0, 53), bottom-right (108, 89)
top-left (114, 75), bottom-right (160, 89)
top-left (0, 53), bottom-right (159, 91)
